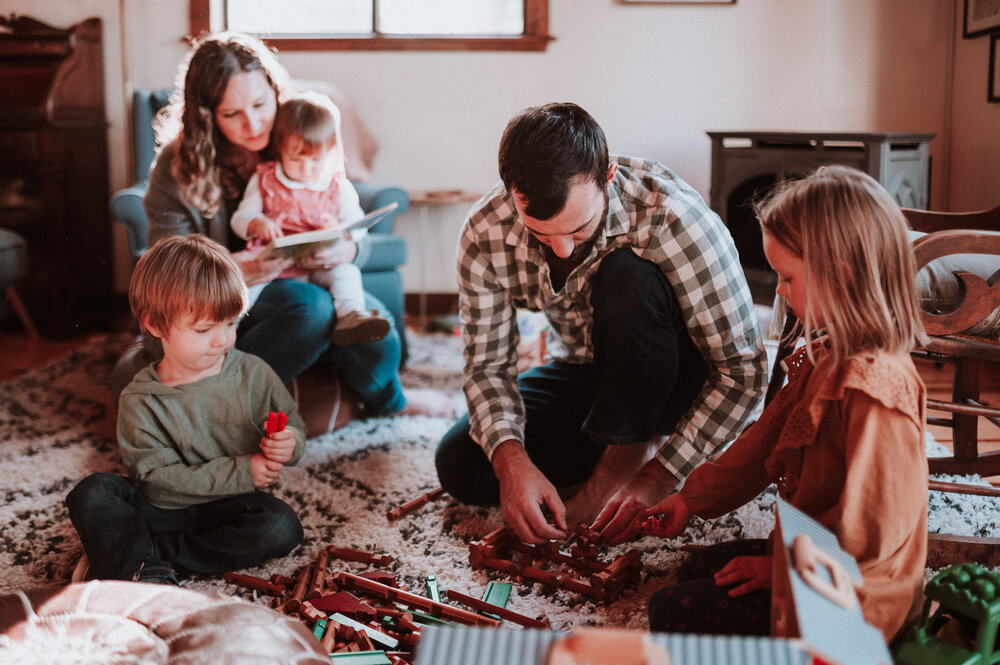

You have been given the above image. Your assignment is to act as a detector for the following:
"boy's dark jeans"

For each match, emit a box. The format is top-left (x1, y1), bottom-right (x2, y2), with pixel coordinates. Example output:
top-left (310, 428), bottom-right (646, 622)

top-left (435, 247), bottom-right (710, 504)
top-left (65, 472), bottom-right (303, 580)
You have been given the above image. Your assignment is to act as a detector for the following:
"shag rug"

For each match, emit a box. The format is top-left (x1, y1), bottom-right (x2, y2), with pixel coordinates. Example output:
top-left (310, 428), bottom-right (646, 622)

top-left (1, 331), bottom-right (999, 630)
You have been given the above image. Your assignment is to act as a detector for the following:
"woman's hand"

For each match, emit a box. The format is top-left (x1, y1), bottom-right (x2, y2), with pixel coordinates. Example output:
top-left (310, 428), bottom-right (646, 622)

top-left (296, 238), bottom-right (358, 272)
top-left (231, 250), bottom-right (293, 287)
top-left (714, 555), bottom-right (773, 596)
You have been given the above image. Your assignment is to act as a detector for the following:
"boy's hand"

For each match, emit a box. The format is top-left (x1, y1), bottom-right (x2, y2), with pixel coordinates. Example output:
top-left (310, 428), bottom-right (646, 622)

top-left (251, 452), bottom-right (283, 487)
top-left (248, 216), bottom-right (283, 243)
top-left (260, 428), bottom-right (296, 464)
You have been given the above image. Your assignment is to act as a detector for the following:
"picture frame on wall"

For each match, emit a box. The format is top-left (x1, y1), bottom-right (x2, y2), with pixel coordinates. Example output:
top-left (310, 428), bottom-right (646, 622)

top-left (965, 0), bottom-right (1000, 38)
top-left (618, 0), bottom-right (734, 4)
top-left (990, 33), bottom-right (1000, 103)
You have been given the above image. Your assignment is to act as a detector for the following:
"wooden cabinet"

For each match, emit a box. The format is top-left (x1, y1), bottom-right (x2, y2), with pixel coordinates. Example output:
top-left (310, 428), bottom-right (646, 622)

top-left (0, 15), bottom-right (112, 337)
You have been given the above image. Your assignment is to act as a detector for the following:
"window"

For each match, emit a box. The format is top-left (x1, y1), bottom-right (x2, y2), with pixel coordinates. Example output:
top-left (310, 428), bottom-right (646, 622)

top-left (189, 0), bottom-right (552, 51)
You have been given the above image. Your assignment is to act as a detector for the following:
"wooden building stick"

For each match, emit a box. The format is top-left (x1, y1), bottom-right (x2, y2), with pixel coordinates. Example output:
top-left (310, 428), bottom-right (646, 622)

top-left (386, 486), bottom-right (446, 521)
top-left (332, 571), bottom-right (500, 627)
top-left (310, 547), bottom-right (330, 599)
top-left (327, 546), bottom-right (394, 567)
top-left (444, 588), bottom-right (550, 629)
top-left (224, 571), bottom-right (285, 595)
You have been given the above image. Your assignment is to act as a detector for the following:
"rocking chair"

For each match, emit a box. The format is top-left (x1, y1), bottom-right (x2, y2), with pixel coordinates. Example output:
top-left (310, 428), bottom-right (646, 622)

top-left (766, 204), bottom-right (1000, 566)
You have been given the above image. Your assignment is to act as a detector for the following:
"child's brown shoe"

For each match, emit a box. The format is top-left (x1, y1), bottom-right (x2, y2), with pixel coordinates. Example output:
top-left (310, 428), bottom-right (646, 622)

top-left (331, 310), bottom-right (391, 346)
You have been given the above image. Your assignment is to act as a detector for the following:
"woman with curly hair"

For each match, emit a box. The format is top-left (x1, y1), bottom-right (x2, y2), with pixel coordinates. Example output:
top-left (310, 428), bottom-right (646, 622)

top-left (136, 32), bottom-right (453, 424)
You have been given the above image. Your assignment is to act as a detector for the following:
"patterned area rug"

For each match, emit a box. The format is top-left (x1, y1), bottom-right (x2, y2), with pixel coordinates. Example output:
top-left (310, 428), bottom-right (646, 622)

top-left (1, 331), bottom-right (998, 630)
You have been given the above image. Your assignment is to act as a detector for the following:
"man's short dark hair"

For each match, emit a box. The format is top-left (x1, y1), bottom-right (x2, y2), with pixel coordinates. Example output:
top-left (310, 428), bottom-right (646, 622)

top-left (498, 103), bottom-right (609, 220)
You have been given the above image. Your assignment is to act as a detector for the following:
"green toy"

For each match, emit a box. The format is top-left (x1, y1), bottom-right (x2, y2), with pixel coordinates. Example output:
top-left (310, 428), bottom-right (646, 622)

top-left (895, 563), bottom-right (1000, 665)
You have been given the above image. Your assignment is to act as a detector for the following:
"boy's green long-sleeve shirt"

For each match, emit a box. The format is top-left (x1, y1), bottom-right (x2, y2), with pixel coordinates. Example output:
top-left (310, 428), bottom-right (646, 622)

top-left (117, 349), bottom-right (306, 510)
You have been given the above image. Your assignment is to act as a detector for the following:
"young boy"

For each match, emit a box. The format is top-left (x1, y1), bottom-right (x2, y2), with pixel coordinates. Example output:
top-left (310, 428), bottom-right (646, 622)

top-left (65, 234), bottom-right (307, 584)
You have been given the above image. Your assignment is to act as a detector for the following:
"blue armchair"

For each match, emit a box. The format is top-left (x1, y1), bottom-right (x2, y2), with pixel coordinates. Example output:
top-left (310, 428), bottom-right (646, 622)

top-left (110, 88), bottom-right (410, 362)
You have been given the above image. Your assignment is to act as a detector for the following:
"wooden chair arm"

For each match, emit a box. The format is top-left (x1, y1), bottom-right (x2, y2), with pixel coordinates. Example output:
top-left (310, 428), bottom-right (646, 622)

top-left (911, 229), bottom-right (1000, 336)
top-left (904, 205), bottom-right (1000, 233)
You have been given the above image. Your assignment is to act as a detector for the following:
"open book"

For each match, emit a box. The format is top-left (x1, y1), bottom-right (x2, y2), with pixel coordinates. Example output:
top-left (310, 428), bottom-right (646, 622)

top-left (256, 202), bottom-right (399, 261)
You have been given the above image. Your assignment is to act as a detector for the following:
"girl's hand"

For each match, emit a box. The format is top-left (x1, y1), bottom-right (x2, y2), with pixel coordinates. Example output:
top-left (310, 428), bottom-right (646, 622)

top-left (259, 428), bottom-right (296, 464)
top-left (714, 555), bottom-right (773, 596)
top-left (297, 238), bottom-right (357, 272)
top-left (247, 216), bottom-right (283, 243)
top-left (250, 453), bottom-right (283, 487)
top-left (643, 493), bottom-right (692, 539)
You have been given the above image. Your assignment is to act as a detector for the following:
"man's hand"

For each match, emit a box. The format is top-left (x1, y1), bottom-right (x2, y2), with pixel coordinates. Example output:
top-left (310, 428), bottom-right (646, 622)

top-left (714, 555), bottom-right (773, 596)
top-left (492, 441), bottom-right (568, 544)
top-left (250, 452), bottom-right (283, 487)
top-left (590, 461), bottom-right (678, 544)
top-left (643, 492), bottom-right (692, 539)
top-left (260, 428), bottom-right (296, 465)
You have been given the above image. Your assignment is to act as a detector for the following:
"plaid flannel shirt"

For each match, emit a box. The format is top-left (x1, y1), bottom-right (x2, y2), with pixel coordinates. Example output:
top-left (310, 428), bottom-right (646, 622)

top-left (457, 156), bottom-right (767, 480)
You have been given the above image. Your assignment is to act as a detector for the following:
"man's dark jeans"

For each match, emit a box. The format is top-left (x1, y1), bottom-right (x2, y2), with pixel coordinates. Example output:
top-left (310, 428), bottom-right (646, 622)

top-left (65, 472), bottom-right (303, 580)
top-left (435, 247), bottom-right (710, 505)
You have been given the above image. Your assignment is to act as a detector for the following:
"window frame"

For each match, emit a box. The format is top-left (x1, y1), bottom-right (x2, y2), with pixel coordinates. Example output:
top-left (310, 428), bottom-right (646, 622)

top-left (189, 0), bottom-right (553, 51)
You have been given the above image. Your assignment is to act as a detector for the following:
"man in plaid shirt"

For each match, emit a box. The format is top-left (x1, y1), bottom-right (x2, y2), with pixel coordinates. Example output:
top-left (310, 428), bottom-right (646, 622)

top-left (435, 103), bottom-right (766, 544)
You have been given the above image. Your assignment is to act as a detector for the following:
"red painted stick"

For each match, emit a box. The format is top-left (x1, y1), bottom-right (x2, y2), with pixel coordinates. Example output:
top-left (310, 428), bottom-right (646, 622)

top-left (266, 410), bottom-right (287, 436)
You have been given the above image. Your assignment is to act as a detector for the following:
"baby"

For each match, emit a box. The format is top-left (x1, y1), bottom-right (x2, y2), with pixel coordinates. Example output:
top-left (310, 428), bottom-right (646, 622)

top-left (232, 91), bottom-right (390, 346)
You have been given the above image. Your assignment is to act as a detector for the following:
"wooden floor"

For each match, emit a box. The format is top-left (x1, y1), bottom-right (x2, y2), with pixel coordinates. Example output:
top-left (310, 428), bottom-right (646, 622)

top-left (2, 322), bottom-right (998, 460)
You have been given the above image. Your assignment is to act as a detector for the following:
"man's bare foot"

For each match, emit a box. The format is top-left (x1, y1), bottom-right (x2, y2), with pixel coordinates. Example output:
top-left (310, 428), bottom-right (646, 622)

top-left (398, 388), bottom-right (460, 418)
top-left (564, 480), bottom-right (615, 529)
top-left (564, 438), bottom-right (664, 527)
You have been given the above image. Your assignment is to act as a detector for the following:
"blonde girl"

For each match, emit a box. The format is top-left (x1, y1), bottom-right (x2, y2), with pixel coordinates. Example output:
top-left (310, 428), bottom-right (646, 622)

top-left (645, 165), bottom-right (928, 644)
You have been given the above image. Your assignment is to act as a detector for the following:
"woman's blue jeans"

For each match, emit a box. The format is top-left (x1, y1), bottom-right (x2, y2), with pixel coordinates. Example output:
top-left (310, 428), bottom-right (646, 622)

top-left (239, 279), bottom-right (406, 414)
top-left (64, 473), bottom-right (302, 580)
top-left (435, 248), bottom-right (710, 505)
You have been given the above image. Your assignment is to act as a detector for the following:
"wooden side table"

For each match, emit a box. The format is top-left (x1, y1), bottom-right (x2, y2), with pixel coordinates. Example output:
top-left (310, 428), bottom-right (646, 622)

top-left (405, 190), bottom-right (483, 330)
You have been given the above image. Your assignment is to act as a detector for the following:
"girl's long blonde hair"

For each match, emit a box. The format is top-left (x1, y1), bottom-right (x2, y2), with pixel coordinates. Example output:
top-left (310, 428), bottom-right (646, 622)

top-left (756, 165), bottom-right (928, 367)
top-left (154, 32), bottom-right (291, 216)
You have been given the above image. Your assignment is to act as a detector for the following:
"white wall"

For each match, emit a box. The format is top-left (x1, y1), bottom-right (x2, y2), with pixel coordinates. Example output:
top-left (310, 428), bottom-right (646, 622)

top-left (949, 1), bottom-right (1000, 210)
top-left (3, 0), bottom-right (971, 294)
